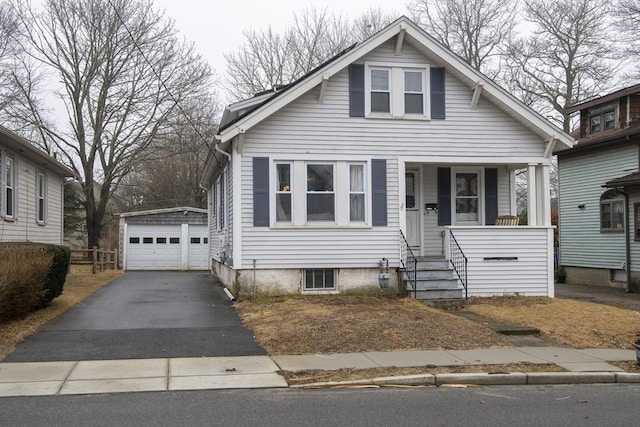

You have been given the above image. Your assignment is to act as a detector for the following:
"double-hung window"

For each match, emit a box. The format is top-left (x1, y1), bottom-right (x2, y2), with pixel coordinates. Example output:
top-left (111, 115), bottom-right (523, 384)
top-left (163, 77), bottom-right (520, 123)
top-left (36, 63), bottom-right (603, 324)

top-left (306, 164), bottom-right (335, 222)
top-left (370, 68), bottom-right (391, 113)
top-left (4, 155), bottom-right (14, 218)
top-left (36, 170), bottom-right (46, 223)
top-left (349, 164), bottom-right (365, 222)
top-left (455, 171), bottom-right (480, 223)
top-left (600, 189), bottom-right (624, 232)
top-left (275, 163), bottom-right (292, 222)
top-left (404, 70), bottom-right (424, 115)
top-left (218, 170), bottom-right (225, 230)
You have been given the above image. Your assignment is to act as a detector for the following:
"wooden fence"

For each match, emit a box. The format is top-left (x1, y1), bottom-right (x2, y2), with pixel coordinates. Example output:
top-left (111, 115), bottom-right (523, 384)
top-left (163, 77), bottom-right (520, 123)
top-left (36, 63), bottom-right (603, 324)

top-left (70, 247), bottom-right (119, 273)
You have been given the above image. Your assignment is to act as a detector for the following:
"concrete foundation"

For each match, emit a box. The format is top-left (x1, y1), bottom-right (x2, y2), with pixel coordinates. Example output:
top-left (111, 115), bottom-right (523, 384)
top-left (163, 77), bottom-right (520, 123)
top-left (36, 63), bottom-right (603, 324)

top-left (563, 266), bottom-right (635, 289)
top-left (211, 261), bottom-right (399, 298)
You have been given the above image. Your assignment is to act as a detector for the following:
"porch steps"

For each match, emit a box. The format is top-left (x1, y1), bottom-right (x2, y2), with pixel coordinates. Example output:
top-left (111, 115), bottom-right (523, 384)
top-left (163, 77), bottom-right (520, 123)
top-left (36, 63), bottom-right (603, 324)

top-left (402, 257), bottom-right (464, 304)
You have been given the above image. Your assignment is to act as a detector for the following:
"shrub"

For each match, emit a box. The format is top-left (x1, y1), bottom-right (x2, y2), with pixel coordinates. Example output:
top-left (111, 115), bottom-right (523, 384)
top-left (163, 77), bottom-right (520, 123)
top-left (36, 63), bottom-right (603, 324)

top-left (40, 244), bottom-right (71, 306)
top-left (0, 245), bottom-right (53, 321)
top-left (0, 242), bottom-right (71, 319)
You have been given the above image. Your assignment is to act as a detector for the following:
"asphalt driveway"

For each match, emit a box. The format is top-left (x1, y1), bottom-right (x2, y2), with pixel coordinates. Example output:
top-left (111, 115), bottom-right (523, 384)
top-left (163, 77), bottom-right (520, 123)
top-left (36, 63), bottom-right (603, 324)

top-left (4, 272), bottom-right (266, 362)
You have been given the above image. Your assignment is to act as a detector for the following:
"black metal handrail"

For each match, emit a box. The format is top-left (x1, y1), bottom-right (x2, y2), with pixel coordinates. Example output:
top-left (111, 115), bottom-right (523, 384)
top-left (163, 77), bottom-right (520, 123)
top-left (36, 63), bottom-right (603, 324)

top-left (400, 230), bottom-right (418, 299)
top-left (448, 230), bottom-right (468, 299)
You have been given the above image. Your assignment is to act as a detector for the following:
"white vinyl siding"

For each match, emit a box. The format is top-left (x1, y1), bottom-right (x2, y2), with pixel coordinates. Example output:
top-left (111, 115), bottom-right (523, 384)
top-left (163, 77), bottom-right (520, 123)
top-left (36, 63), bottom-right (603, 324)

top-left (558, 144), bottom-right (638, 269)
top-left (237, 40), bottom-right (545, 269)
top-left (448, 226), bottom-right (553, 296)
top-left (209, 162), bottom-right (233, 264)
top-left (0, 152), bottom-right (64, 244)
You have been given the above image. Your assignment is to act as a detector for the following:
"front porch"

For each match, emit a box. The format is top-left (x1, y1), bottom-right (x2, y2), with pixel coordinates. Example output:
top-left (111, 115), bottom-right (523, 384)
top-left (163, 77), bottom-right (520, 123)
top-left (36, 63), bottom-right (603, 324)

top-left (399, 160), bottom-right (555, 300)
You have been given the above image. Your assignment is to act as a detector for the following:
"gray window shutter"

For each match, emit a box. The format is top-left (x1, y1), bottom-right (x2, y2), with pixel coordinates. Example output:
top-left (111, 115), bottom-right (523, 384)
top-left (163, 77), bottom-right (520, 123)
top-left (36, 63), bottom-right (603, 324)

top-left (253, 157), bottom-right (269, 226)
top-left (485, 168), bottom-right (498, 225)
top-left (349, 64), bottom-right (365, 117)
top-left (371, 159), bottom-right (387, 226)
top-left (437, 167), bottom-right (451, 226)
top-left (430, 67), bottom-right (445, 119)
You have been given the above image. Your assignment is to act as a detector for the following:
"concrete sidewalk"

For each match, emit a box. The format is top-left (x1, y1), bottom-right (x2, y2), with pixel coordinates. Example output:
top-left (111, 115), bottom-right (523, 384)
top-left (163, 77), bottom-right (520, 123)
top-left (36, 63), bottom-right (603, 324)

top-left (1, 347), bottom-right (638, 397)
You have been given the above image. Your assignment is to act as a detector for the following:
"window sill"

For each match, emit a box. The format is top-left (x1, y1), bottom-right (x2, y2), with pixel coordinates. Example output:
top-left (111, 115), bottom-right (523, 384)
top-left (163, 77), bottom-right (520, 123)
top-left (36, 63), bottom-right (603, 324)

top-left (365, 113), bottom-right (431, 121)
top-left (3, 217), bottom-right (15, 223)
top-left (271, 223), bottom-right (372, 229)
top-left (301, 289), bottom-right (339, 295)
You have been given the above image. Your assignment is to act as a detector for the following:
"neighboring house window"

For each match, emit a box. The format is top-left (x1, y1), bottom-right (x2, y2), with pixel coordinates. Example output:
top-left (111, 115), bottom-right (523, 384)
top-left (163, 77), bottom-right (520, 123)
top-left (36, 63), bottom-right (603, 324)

top-left (589, 108), bottom-right (615, 134)
top-left (36, 171), bottom-right (46, 223)
top-left (4, 155), bottom-right (15, 218)
top-left (455, 171), bottom-right (480, 223)
top-left (276, 163), bottom-right (292, 222)
top-left (304, 269), bottom-right (336, 290)
top-left (349, 164), bottom-right (365, 222)
top-left (600, 189), bottom-right (624, 232)
top-left (635, 203), bottom-right (640, 241)
top-left (307, 164), bottom-right (335, 222)
top-left (366, 64), bottom-right (429, 118)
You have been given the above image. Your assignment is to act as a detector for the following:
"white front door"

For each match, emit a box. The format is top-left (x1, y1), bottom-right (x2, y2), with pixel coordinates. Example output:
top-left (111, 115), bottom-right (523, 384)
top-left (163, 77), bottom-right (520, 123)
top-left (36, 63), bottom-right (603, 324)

top-left (405, 170), bottom-right (421, 250)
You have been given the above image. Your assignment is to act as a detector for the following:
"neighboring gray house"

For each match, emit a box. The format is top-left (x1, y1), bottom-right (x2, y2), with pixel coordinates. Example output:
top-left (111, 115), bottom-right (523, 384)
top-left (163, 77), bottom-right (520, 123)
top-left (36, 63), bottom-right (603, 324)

top-left (201, 17), bottom-right (574, 299)
top-left (0, 125), bottom-right (76, 244)
top-left (557, 84), bottom-right (640, 292)
top-left (118, 207), bottom-right (209, 270)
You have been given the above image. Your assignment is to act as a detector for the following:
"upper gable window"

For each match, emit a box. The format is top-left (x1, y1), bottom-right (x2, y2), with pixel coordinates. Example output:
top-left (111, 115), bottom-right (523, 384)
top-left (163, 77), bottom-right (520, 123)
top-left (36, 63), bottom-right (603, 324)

top-left (364, 63), bottom-right (430, 119)
top-left (370, 68), bottom-right (391, 113)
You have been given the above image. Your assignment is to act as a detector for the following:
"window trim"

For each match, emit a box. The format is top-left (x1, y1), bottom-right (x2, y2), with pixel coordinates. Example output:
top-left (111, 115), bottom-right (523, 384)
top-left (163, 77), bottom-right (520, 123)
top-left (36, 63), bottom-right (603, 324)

top-left (403, 69), bottom-right (426, 116)
top-left (364, 62), bottom-right (431, 120)
top-left (36, 170), bottom-right (47, 225)
top-left (349, 163), bottom-right (367, 223)
top-left (2, 153), bottom-right (16, 220)
top-left (270, 159), bottom-right (373, 228)
top-left (303, 268), bottom-right (337, 292)
top-left (452, 169), bottom-right (482, 225)
top-left (275, 161), bottom-right (293, 223)
top-left (600, 189), bottom-right (624, 233)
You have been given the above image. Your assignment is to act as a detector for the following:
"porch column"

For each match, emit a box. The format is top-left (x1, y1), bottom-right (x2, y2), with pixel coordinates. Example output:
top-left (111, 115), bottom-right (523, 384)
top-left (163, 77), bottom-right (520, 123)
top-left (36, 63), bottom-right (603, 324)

top-left (509, 169), bottom-right (517, 215)
top-left (527, 163), bottom-right (538, 226)
top-left (536, 164), bottom-right (551, 226)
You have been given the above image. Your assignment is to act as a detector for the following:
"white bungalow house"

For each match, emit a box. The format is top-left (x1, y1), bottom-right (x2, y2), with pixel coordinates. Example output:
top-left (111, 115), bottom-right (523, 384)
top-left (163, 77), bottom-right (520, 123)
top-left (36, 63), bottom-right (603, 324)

top-left (201, 17), bottom-right (574, 300)
top-left (0, 125), bottom-right (77, 244)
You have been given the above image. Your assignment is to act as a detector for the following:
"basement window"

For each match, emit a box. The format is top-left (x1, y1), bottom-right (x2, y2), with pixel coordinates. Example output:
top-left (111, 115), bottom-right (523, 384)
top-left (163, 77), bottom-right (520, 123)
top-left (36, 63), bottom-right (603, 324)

top-left (304, 269), bottom-right (336, 290)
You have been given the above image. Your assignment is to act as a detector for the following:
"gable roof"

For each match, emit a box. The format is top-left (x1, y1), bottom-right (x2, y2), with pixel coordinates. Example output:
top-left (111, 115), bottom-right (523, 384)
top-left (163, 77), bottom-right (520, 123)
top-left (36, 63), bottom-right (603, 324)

top-left (215, 16), bottom-right (574, 150)
top-left (0, 125), bottom-right (78, 178)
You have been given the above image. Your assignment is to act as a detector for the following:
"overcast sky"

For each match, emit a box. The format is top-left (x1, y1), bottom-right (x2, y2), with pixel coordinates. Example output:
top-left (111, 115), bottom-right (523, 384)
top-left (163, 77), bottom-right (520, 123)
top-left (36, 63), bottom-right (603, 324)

top-left (155, 0), bottom-right (407, 103)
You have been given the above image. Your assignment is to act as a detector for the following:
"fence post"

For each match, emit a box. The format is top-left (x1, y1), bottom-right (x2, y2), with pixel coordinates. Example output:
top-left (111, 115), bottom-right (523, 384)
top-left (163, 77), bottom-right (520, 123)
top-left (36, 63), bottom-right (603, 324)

top-left (92, 246), bottom-right (97, 274)
top-left (114, 248), bottom-right (119, 270)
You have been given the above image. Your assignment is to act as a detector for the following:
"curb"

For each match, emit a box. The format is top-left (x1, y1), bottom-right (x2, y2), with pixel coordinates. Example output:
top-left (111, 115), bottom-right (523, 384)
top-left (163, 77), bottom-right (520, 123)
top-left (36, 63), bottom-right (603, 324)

top-left (291, 371), bottom-right (640, 388)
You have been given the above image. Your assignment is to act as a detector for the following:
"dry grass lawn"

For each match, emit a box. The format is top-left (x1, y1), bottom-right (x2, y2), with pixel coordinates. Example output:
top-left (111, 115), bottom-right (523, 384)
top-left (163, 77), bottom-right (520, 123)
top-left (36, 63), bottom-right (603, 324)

top-left (462, 296), bottom-right (640, 349)
top-left (236, 294), bottom-right (640, 355)
top-left (0, 265), bottom-right (122, 360)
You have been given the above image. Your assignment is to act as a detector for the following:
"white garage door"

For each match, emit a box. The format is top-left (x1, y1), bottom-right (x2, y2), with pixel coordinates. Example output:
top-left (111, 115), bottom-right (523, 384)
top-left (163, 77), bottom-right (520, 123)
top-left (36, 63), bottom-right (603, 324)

top-left (126, 225), bottom-right (182, 270)
top-left (188, 225), bottom-right (209, 270)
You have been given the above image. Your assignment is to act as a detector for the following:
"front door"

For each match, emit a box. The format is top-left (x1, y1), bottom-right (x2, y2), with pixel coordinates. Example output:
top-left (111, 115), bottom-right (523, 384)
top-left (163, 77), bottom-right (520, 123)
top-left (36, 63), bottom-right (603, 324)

top-left (405, 170), bottom-right (421, 250)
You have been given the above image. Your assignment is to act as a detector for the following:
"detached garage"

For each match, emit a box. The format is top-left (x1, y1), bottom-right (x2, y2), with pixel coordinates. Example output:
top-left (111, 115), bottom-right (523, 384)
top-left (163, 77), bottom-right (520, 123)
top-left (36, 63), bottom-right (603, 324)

top-left (118, 207), bottom-right (209, 270)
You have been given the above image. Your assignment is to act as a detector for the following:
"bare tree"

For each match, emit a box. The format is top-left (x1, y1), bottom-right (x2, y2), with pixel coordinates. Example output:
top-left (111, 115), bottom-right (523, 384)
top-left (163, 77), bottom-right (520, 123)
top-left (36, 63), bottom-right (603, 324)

top-left (0, 2), bottom-right (21, 112)
top-left (119, 96), bottom-right (220, 210)
top-left (7, 0), bottom-right (213, 248)
top-left (505, 0), bottom-right (619, 132)
top-left (614, 0), bottom-right (640, 79)
top-left (224, 7), bottom-right (395, 101)
top-left (407, 0), bottom-right (518, 76)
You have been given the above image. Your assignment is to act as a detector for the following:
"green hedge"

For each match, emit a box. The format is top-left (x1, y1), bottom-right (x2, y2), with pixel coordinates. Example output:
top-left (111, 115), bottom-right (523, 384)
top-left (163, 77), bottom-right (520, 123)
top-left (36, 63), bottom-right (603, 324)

top-left (0, 243), bottom-right (70, 320)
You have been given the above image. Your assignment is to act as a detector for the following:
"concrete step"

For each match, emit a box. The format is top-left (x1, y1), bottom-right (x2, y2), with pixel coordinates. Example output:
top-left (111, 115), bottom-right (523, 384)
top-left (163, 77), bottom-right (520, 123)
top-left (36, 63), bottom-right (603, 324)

top-left (402, 269), bottom-right (456, 280)
top-left (406, 278), bottom-right (461, 290)
top-left (410, 288), bottom-right (464, 300)
top-left (411, 260), bottom-right (450, 270)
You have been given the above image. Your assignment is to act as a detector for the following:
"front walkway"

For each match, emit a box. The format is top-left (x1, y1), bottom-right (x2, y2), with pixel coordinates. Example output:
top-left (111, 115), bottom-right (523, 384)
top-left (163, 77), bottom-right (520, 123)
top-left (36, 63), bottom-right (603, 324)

top-left (1, 347), bottom-right (637, 397)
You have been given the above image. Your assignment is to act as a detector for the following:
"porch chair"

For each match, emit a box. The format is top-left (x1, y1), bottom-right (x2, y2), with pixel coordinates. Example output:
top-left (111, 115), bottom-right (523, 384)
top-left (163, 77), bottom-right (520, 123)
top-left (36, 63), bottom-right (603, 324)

top-left (495, 215), bottom-right (519, 226)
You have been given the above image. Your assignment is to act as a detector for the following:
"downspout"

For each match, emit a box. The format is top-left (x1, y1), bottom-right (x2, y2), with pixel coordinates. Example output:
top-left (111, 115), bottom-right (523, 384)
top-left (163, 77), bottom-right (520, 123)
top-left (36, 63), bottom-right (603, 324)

top-left (623, 190), bottom-right (632, 292)
top-left (215, 142), bottom-right (231, 161)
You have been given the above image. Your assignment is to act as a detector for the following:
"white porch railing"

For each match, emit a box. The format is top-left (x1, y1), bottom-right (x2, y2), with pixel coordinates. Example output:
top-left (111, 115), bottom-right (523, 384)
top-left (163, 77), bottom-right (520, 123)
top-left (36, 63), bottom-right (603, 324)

top-left (444, 226), bottom-right (555, 297)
